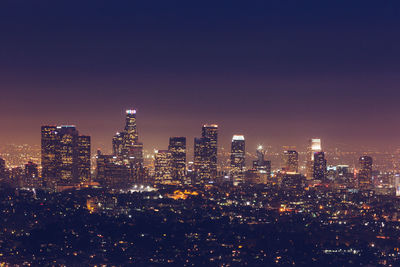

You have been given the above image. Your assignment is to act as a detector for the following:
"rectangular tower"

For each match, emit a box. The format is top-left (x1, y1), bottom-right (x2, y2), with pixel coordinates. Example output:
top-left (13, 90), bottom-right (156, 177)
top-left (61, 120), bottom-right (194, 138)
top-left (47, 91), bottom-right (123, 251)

top-left (231, 135), bottom-right (245, 184)
top-left (202, 124), bottom-right (218, 179)
top-left (169, 137), bottom-right (187, 183)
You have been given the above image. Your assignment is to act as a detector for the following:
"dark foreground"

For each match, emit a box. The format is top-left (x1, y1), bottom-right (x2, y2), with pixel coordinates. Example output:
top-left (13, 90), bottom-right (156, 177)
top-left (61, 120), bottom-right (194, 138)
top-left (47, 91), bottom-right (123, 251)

top-left (0, 184), bottom-right (399, 266)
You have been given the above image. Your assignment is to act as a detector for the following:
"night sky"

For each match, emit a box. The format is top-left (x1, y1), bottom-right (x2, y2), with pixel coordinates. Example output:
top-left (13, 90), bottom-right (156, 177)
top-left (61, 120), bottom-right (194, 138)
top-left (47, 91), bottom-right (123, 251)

top-left (1, 1), bottom-right (400, 152)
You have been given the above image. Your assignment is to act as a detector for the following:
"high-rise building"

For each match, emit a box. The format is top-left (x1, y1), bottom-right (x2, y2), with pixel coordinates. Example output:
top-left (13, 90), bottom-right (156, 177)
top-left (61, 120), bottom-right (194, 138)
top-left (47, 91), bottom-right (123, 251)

top-left (118, 109), bottom-right (144, 182)
top-left (252, 146), bottom-right (271, 183)
top-left (122, 109), bottom-right (143, 163)
top-left (231, 135), bottom-right (245, 184)
top-left (124, 109), bottom-right (138, 142)
top-left (24, 161), bottom-right (39, 188)
top-left (306, 138), bottom-right (322, 179)
top-left (359, 155), bottom-right (373, 189)
top-left (193, 137), bottom-right (211, 183)
top-left (202, 124), bottom-right (218, 179)
top-left (168, 137), bottom-right (187, 183)
top-left (154, 150), bottom-right (173, 184)
top-left (283, 150), bottom-right (298, 173)
top-left (58, 126), bottom-right (79, 184)
top-left (41, 125), bottom-right (91, 187)
top-left (77, 135), bottom-right (91, 183)
top-left (41, 126), bottom-right (60, 187)
top-left (313, 151), bottom-right (327, 180)
top-left (112, 132), bottom-right (125, 156)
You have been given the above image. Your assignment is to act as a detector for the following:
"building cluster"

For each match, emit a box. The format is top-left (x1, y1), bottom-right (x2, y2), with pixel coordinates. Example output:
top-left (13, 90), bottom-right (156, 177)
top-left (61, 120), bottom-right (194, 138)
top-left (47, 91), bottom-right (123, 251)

top-left (0, 109), bottom-right (392, 194)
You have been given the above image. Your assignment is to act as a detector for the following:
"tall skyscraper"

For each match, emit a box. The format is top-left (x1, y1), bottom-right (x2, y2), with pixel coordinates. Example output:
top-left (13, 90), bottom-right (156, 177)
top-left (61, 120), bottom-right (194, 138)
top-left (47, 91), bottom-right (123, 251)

top-left (359, 155), bottom-right (373, 189)
top-left (58, 126), bottom-right (79, 184)
top-left (77, 135), bottom-right (91, 183)
top-left (306, 138), bottom-right (322, 179)
top-left (124, 109), bottom-right (139, 143)
top-left (154, 150), bottom-right (173, 184)
top-left (168, 137), bottom-right (187, 183)
top-left (231, 135), bottom-right (245, 184)
top-left (41, 126), bottom-right (60, 187)
top-left (283, 150), bottom-right (299, 173)
top-left (202, 124), bottom-right (218, 179)
top-left (41, 125), bottom-right (91, 187)
top-left (121, 109), bottom-right (143, 164)
top-left (313, 151), bottom-right (327, 180)
top-left (193, 137), bottom-right (211, 183)
top-left (106, 109), bottom-right (146, 185)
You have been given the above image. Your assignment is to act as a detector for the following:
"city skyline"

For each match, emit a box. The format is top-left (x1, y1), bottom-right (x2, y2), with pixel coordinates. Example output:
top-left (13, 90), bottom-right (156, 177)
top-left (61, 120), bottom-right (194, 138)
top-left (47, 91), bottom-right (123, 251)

top-left (2, 2), bottom-right (400, 265)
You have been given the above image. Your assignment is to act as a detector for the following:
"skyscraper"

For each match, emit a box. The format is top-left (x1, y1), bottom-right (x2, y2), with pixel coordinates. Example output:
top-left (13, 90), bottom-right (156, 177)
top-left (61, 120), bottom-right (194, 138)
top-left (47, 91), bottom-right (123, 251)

top-left (154, 150), bottom-right (173, 184)
top-left (202, 124), bottom-right (218, 179)
top-left (124, 109), bottom-right (139, 144)
top-left (313, 151), bottom-right (327, 180)
top-left (283, 150), bottom-right (299, 173)
top-left (106, 109), bottom-right (146, 185)
top-left (193, 137), bottom-right (211, 183)
top-left (306, 138), bottom-right (322, 179)
top-left (77, 135), bottom-right (91, 183)
top-left (41, 125), bottom-right (91, 187)
top-left (58, 126), bottom-right (79, 184)
top-left (168, 137), bottom-right (187, 183)
top-left (359, 155), bottom-right (373, 189)
top-left (41, 126), bottom-right (60, 187)
top-left (231, 135), bottom-right (245, 184)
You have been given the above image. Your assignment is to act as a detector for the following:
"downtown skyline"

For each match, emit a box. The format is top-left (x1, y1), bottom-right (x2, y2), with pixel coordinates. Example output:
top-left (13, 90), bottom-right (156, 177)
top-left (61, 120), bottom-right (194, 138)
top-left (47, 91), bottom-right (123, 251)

top-left (2, 2), bottom-right (400, 265)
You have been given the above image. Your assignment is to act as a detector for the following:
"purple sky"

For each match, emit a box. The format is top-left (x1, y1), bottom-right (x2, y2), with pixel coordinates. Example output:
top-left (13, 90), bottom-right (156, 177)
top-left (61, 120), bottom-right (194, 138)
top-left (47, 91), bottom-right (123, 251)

top-left (1, 1), bottom-right (400, 152)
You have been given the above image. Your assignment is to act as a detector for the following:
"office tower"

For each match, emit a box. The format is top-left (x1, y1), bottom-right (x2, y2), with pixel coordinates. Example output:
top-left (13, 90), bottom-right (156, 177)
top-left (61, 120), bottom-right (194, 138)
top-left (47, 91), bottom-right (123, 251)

top-left (58, 126), bottom-right (79, 184)
top-left (283, 150), bottom-right (299, 173)
top-left (41, 126), bottom-right (60, 186)
top-left (41, 125), bottom-right (91, 187)
top-left (168, 137), bottom-right (187, 183)
top-left (230, 135), bottom-right (245, 184)
top-left (193, 137), bottom-right (211, 183)
top-left (306, 138), bottom-right (322, 179)
top-left (24, 161), bottom-right (39, 188)
top-left (124, 109), bottom-right (139, 143)
top-left (154, 150), bottom-right (173, 184)
top-left (202, 124), bottom-right (218, 179)
top-left (252, 145), bottom-right (271, 182)
top-left (313, 151), bottom-right (327, 180)
top-left (77, 135), bottom-right (91, 183)
top-left (359, 155), bottom-right (373, 189)
top-left (115, 109), bottom-right (144, 182)
top-left (121, 109), bottom-right (143, 165)
top-left (112, 132), bottom-right (125, 156)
